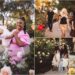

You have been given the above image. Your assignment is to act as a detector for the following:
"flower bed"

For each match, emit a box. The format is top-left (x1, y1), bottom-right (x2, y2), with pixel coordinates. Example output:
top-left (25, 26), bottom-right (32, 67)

top-left (35, 38), bottom-right (56, 74)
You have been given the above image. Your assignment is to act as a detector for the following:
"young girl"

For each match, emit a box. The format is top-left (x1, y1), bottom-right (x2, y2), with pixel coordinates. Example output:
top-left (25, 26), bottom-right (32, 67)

top-left (62, 54), bottom-right (69, 71)
top-left (0, 66), bottom-right (12, 75)
top-left (59, 54), bottom-right (69, 72)
top-left (5, 17), bottom-right (30, 64)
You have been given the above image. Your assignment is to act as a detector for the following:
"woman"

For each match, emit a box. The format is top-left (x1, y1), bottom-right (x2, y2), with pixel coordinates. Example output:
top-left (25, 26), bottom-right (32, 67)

top-left (52, 50), bottom-right (60, 70)
top-left (60, 8), bottom-right (69, 38)
top-left (70, 11), bottom-right (75, 37)
top-left (5, 17), bottom-right (30, 64)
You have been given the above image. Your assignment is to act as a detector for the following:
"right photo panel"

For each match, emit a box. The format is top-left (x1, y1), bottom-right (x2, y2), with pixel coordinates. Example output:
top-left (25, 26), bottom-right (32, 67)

top-left (35, 38), bottom-right (75, 75)
top-left (34, 0), bottom-right (75, 75)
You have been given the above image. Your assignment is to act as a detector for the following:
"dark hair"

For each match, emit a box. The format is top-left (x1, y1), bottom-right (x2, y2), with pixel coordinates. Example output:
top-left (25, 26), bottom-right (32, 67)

top-left (19, 17), bottom-right (26, 33)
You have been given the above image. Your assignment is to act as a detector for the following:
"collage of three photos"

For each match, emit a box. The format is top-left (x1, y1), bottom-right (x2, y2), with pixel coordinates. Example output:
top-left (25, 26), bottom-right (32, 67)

top-left (0, 0), bottom-right (75, 75)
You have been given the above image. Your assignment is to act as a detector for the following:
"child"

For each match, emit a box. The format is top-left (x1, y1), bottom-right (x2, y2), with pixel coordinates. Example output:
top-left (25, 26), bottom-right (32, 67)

top-left (0, 26), bottom-right (11, 62)
top-left (62, 54), bottom-right (69, 71)
top-left (0, 66), bottom-right (12, 75)
top-left (58, 58), bottom-right (63, 72)
top-left (0, 26), bottom-right (11, 47)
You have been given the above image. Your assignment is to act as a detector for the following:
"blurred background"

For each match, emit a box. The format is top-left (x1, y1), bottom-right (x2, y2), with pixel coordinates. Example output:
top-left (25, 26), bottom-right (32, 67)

top-left (0, 0), bottom-right (34, 37)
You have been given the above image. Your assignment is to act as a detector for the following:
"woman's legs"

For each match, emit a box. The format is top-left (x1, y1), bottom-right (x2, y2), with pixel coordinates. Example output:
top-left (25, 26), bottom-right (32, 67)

top-left (60, 24), bottom-right (67, 38)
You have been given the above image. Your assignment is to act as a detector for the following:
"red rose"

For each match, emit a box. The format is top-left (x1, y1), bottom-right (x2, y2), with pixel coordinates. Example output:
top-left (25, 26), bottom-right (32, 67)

top-left (37, 24), bottom-right (44, 31)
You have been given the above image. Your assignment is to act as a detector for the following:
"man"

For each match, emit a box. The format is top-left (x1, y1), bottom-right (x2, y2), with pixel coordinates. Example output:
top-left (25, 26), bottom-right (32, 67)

top-left (47, 7), bottom-right (54, 32)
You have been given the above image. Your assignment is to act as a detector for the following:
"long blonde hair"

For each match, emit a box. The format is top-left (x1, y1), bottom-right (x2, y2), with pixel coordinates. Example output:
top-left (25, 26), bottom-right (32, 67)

top-left (60, 8), bottom-right (68, 17)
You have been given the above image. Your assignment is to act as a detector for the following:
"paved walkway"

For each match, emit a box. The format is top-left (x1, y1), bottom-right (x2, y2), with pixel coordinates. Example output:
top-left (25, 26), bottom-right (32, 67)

top-left (36, 70), bottom-right (68, 75)
top-left (44, 21), bottom-right (71, 38)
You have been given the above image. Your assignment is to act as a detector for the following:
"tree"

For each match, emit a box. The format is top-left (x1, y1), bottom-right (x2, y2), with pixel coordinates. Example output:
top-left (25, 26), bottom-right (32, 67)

top-left (58, 0), bottom-right (75, 12)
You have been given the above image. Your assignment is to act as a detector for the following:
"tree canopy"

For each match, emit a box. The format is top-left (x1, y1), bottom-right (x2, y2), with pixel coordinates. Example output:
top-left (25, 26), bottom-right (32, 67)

top-left (58, 0), bottom-right (75, 12)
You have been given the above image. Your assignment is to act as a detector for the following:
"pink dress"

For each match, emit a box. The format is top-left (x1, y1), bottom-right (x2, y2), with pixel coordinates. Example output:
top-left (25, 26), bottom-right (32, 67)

top-left (8, 29), bottom-right (30, 64)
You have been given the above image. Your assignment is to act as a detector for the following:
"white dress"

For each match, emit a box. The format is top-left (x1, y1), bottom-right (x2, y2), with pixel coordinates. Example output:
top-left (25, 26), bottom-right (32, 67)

top-left (62, 58), bottom-right (69, 68)
top-left (0, 26), bottom-right (11, 47)
top-left (52, 52), bottom-right (60, 67)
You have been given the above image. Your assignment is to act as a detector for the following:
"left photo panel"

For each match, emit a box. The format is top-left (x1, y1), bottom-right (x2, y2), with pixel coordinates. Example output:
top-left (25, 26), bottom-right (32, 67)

top-left (0, 0), bottom-right (35, 75)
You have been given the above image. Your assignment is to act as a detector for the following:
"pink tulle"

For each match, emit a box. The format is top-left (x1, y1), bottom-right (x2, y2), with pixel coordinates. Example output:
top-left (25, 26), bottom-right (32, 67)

top-left (8, 30), bottom-right (30, 64)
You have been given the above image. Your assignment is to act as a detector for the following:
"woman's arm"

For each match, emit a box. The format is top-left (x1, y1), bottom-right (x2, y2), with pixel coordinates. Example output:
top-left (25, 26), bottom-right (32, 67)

top-left (72, 21), bottom-right (74, 30)
top-left (67, 18), bottom-right (70, 30)
top-left (14, 35), bottom-right (26, 47)
top-left (13, 30), bottom-right (27, 46)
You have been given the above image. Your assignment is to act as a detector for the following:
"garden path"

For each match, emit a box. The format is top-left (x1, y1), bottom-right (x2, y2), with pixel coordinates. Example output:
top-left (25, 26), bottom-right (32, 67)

top-left (44, 21), bottom-right (71, 38)
top-left (37, 70), bottom-right (67, 75)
